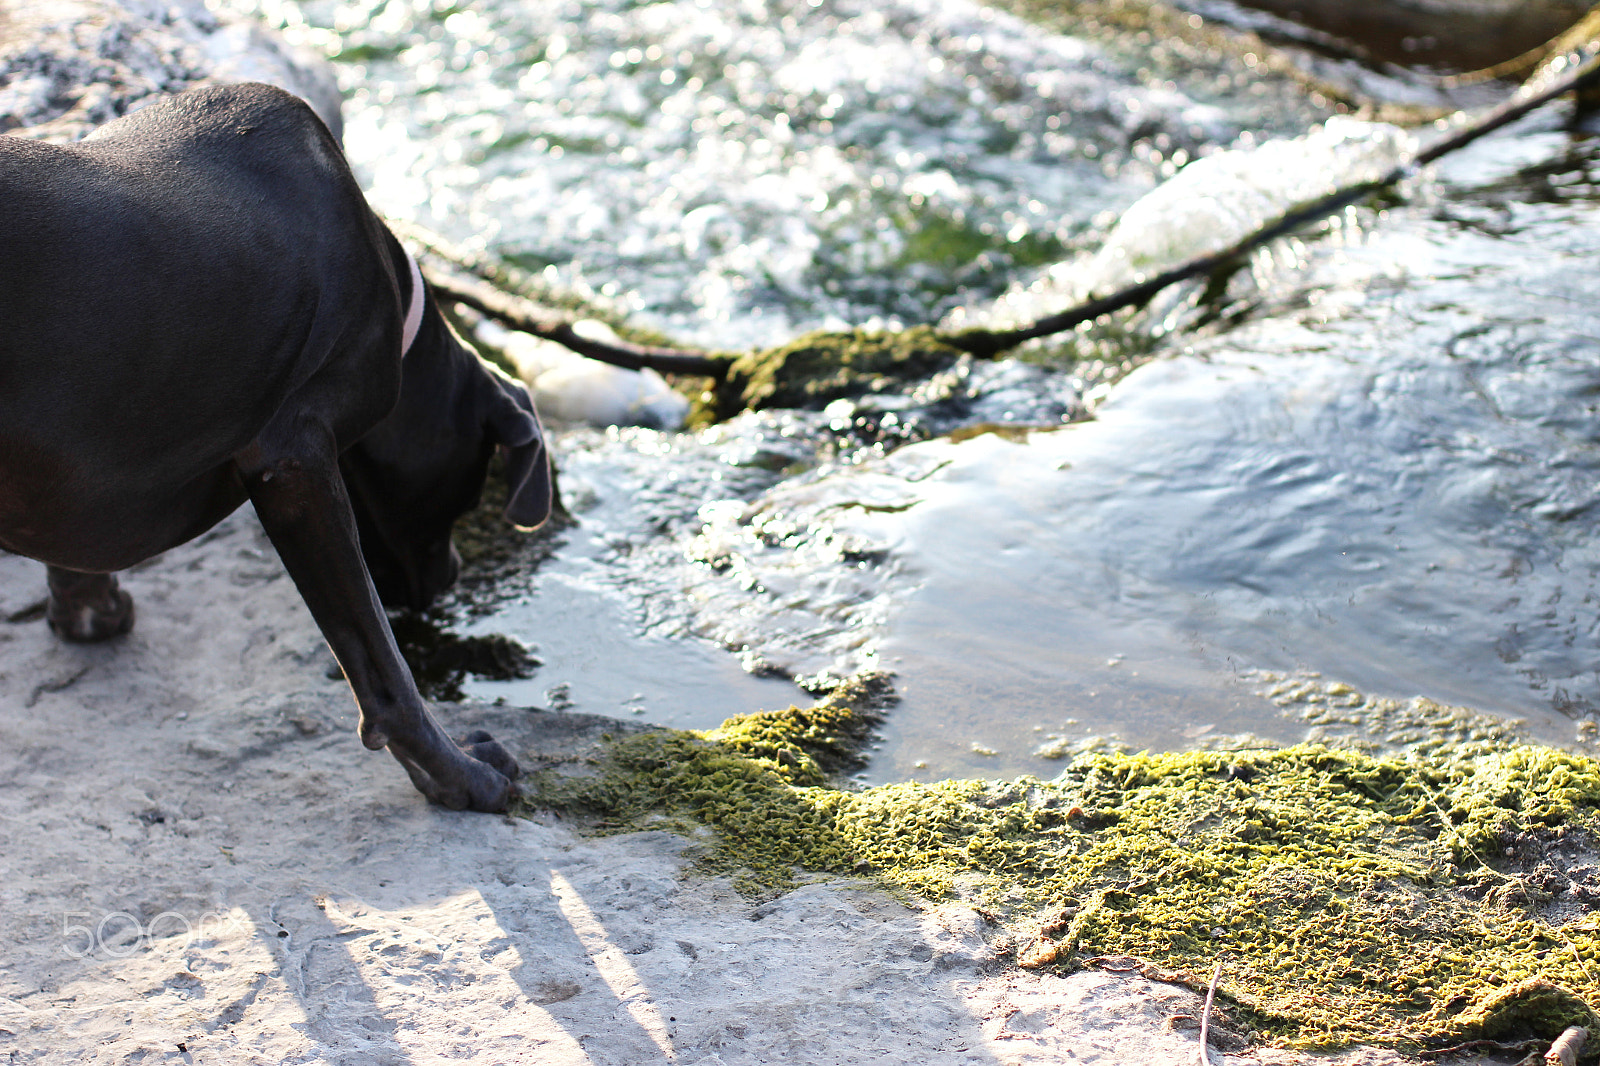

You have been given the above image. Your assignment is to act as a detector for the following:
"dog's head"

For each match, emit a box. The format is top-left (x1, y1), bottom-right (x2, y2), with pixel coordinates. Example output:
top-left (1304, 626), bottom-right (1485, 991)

top-left (340, 286), bottom-right (550, 612)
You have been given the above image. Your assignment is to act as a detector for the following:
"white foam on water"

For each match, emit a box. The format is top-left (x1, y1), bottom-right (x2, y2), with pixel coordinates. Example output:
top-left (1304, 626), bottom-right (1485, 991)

top-left (1092, 117), bottom-right (1413, 286)
top-left (219, 0), bottom-right (1323, 348)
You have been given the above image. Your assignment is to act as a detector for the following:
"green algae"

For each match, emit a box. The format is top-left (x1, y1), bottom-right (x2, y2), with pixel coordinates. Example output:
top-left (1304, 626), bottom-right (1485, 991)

top-left (711, 326), bottom-right (965, 419)
top-left (519, 691), bottom-right (1600, 1054)
top-left (1449, 977), bottom-right (1600, 1044)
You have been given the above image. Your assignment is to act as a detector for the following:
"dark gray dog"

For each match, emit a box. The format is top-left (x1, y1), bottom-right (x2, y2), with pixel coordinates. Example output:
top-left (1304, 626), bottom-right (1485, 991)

top-left (0, 82), bottom-right (550, 812)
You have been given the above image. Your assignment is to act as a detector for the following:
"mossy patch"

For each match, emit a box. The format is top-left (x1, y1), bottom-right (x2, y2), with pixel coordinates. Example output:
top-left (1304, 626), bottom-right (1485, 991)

top-left (712, 327), bottom-right (965, 419)
top-left (520, 694), bottom-right (1600, 1054)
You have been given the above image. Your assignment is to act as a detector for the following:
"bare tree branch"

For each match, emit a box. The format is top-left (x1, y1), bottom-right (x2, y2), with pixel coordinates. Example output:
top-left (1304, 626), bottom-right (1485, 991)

top-left (426, 268), bottom-right (730, 379)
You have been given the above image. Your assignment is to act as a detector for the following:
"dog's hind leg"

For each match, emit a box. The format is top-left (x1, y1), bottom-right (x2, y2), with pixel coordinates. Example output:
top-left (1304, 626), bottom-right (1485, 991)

top-left (45, 566), bottom-right (135, 642)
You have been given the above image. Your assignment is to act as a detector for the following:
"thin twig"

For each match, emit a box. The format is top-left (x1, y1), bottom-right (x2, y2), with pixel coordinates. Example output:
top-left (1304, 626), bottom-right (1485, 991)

top-left (1556, 927), bottom-right (1600, 987)
top-left (1197, 960), bottom-right (1223, 1066)
top-left (1546, 1025), bottom-right (1588, 1066)
top-left (1433, 7), bottom-right (1600, 87)
top-left (3, 598), bottom-right (47, 624)
top-left (426, 268), bottom-right (729, 378)
top-left (1417, 1037), bottom-right (1546, 1058)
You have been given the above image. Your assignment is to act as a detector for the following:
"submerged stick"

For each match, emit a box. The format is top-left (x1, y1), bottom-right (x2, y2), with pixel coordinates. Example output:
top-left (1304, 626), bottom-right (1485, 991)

top-left (1546, 1025), bottom-right (1588, 1066)
top-left (1436, 7), bottom-right (1600, 87)
top-left (1197, 960), bottom-right (1222, 1066)
top-left (393, 216), bottom-right (729, 377)
top-left (942, 46), bottom-right (1600, 359)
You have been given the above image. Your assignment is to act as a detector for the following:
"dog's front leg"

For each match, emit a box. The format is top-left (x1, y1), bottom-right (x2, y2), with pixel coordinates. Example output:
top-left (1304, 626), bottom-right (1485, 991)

top-left (236, 430), bottom-right (520, 813)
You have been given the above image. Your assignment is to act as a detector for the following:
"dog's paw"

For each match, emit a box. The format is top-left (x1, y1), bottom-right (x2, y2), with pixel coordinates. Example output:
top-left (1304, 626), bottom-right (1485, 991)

top-left (389, 733), bottom-right (521, 813)
top-left (448, 753), bottom-right (521, 813)
top-left (459, 729), bottom-right (522, 781)
top-left (46, 586), bottom-right (134, 642)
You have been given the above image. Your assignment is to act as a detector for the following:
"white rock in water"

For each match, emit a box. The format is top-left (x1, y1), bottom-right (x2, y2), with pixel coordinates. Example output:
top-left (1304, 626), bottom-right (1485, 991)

top-left (485, 320), bottom-right (690, 431)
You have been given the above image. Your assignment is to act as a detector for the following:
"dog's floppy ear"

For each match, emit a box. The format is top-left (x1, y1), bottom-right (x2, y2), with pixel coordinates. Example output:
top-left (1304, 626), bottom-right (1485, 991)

top-left (483, 369), bottom-right (552, 530)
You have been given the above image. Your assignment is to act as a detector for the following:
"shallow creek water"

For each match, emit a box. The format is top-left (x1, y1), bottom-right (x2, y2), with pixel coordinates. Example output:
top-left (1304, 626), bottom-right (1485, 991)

top-left (232, 0), bottom-right (1600, 781)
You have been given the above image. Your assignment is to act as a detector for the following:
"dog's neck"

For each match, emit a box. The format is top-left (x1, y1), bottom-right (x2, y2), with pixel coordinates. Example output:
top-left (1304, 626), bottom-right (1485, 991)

top-left (401, 249), bottom-right (425, 357)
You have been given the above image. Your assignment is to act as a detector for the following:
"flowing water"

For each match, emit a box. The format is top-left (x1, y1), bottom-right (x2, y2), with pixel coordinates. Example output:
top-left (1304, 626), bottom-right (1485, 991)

top-left (227, 0), bottom-right (1600, 781)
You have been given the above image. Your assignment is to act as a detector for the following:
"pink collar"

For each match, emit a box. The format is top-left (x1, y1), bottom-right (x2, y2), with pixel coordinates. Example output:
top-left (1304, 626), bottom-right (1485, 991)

top-left (401, 248), bottom-right (425, 357)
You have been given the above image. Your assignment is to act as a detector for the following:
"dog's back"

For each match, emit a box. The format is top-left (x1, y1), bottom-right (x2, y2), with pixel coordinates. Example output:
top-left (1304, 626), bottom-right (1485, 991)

top-left (0, 84), bottom-right (401, 567)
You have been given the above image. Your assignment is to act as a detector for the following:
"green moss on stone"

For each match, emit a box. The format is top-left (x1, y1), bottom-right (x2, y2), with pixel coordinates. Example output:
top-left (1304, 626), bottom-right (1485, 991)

top-left (1449, 977), bottom-right (1600, 1044)
top-left (707, 707), bottom-right (870, 785)
top-left (519, 695), bottom-right (1600, 1053)
top-left (714, 326), bottom-right (964, 418)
